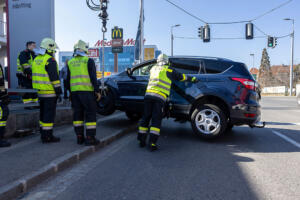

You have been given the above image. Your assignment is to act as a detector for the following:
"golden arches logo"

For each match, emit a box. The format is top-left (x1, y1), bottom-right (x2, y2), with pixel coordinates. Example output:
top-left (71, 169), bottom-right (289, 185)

top-left (112, 28), bottom-right (122, 39)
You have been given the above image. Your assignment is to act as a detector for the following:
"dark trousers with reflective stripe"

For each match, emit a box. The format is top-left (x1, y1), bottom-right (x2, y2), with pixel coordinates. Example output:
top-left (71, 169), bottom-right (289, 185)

top-left (0, 103), bottom-right (9, 139)
top-left (23, 77), bottom-right (38, 102)
top-left (139, 98), bottom-right (164, 140)
top-left (71, 91), bottom-right (97, 137)
top-left (39, 97), bottom-right (57, 138)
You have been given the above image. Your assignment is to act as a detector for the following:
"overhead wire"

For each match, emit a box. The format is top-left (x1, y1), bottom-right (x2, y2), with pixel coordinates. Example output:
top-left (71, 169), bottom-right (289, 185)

top-left (164, 0), bottom-right (207, 24)
top-left (165, 0), bottom-right (293, 40)
top-left (164, 0), bottom-right (293, 25)
top-left (174, 36), bottom-right (267, 40)
top-left (174, 34), bottom-right (290, 40)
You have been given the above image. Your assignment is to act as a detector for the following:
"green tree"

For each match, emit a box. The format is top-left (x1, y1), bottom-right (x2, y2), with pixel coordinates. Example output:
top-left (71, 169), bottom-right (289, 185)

top-left (258, 48), bottom-right (274, 87)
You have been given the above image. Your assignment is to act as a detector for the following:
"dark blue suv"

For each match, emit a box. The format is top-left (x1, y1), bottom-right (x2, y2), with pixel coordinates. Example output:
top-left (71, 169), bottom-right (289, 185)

top-left (98, 56), bottom-right (262, 139)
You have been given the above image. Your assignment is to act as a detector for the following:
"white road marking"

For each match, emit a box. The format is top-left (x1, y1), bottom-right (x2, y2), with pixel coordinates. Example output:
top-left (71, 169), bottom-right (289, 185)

top-left (272, 130), bottom-right (300, 149)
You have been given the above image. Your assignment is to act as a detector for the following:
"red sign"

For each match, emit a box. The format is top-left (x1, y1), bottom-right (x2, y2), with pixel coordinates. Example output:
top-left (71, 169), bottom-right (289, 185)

top-left (88, 48), bottom-right (99, 58)
top-left (94, 38), bottom-right (146, 47)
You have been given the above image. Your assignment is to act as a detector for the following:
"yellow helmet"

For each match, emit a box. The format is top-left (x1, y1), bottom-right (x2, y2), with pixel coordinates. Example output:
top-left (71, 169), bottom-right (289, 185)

top-left (157, 53), bottom-right (169, 65)
top-left (40, 38), bottom-right (58, 52)
top-left (74, 40), bottom-right (89, 53)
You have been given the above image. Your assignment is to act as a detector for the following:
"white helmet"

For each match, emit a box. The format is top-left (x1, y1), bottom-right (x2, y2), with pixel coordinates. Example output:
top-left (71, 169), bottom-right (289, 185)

top-left (40, 38), bottom-right (58, 53)
top-left (74, 40), bottom-right (89, 53)
top-left (157, 53), bottom-right (169, 65)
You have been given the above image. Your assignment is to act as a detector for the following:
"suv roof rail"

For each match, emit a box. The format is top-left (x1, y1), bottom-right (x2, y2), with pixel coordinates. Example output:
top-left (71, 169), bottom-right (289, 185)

top-left (169, 55), bottom-right (233, 62)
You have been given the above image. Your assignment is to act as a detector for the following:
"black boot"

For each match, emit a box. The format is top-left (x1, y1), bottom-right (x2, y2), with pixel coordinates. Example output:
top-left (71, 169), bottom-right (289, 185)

top-left (0, 139), bottom-right (11, 148)
top-left (149, 134), bottom-right (159, 152)
top-left (77, 134), bottom-right (85, 145)
top-left (137, 133), bottom-right (147, 148)
top-left (41, 136), bottom-right (60, 143)
top-left (85, 136), bottom-right (100, 146)
top-left (41, 131), bottom-right (60, 143)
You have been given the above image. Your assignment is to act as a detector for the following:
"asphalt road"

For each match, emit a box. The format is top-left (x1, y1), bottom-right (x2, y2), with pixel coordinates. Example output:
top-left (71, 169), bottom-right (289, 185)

top-left (19, 97), bottom-right (300, 200)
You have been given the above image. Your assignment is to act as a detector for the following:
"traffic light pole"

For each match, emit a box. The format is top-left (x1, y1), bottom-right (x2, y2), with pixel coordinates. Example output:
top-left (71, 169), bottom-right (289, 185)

top-left (171, 29), bottom-right (174, 56)
top-left (139, 0), bottom-right (144, 63)
top-left (289, 20), bottom-right (294, 96)
top-left (171, 24), bottom-right (180, 56)
top-left (102, 31), bottom-right (105, 90)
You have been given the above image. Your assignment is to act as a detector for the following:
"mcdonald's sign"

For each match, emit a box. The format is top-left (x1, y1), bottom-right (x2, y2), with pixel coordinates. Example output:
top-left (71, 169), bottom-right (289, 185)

top-left (112, 27), bottom-right (123, 39)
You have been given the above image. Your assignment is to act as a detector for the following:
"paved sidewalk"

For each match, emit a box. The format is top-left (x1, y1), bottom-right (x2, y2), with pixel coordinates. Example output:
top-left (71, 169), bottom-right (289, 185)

top-left (0, 112), bottom-right (137, 200)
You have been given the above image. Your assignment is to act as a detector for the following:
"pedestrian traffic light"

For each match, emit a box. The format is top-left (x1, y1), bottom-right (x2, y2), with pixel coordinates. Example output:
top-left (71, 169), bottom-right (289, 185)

top-left (203, 24), bottom-right (210, 42)
top-left (268, 36), bottom-right (274, 48)
top-left (245, 23), bottom-right (254, 39)
top-left (198, 26), bottom-right (203, 39)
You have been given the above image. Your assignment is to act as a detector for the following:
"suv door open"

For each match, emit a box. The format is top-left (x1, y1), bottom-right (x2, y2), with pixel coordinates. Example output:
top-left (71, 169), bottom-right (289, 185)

top-left (117, 61), bottom-right (156, 112)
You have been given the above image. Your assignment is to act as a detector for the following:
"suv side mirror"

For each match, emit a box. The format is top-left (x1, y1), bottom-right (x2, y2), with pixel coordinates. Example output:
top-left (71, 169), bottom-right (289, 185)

top-left (126, 68), bottom-right (132, 76)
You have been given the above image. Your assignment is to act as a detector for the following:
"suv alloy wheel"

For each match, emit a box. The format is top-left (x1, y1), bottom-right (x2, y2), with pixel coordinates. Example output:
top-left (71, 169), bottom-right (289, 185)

top-left (191, 104), bottom-right (227, 139)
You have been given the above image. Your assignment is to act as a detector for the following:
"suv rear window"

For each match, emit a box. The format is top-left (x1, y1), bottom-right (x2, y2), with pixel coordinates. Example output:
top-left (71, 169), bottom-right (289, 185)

top-left (204, 60), bottom-right (232, 74)
top-left (170, 59), bottom-right (200, 74)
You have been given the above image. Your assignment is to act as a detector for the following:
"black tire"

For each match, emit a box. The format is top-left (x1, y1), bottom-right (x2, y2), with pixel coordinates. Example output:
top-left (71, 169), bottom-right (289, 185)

top-left (97, 89), bottom-right (116, 116)
top-left (125, 111), bottom-right (142, 121)
top-left (225, 123), bottom-right (234, 134)
top-left (191, 104), bottom-right (227, 139)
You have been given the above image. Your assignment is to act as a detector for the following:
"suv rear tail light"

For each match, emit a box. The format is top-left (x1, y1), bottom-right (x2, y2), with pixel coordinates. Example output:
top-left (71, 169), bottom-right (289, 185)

top-left (244, 113), bottom-right (256, 118)
top-left (231, 78), bottom-right (256, 90)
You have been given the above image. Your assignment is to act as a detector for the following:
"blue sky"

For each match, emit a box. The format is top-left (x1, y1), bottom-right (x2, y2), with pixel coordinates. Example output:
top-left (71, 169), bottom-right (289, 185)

top-left (55, 0), bottom-right (299, 68)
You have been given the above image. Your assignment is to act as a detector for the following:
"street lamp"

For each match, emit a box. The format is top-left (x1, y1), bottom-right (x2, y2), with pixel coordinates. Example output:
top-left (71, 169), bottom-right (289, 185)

top-left (250, 53), bottom-right (255, 70)
top-left (284, 18), bottom-right (295, 96)
top-left (171, 24), bottom-right (181, 56)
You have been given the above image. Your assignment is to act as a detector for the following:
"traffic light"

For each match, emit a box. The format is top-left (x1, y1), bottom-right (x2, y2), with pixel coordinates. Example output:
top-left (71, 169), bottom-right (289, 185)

top-left (198, 26), bottom-right (203, 39)
top-left (267, 36), bottom-right (278, 48)
top-left (274, 37), bottom-right (278, 48)
top-left (245, 23), bottom-right (254, 39)
top-left (203, 24), bottom-right (210, 42)
top-left (268, 36), bottom-right (274, 48)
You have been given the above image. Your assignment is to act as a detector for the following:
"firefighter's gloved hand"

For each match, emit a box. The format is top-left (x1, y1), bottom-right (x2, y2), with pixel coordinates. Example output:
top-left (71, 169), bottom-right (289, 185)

top-left (54, 87), bottom-right (62, 96)
top-left (23, 68), bottom-right (32, 76)
top-left (191, 77), bottom-right (199, 83)
top-left (0, 93), bottom-right (10, 105)
top-left (95, 92), bottom-right (101, 102)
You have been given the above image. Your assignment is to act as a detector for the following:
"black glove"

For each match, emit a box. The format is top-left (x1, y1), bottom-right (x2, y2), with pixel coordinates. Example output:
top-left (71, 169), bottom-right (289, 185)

top-left (24, 68), bottom-right (32, 76)
top-left (54, 87), bottom-right (62, 96)
top-left (0, 93), bottom-right (10, 105)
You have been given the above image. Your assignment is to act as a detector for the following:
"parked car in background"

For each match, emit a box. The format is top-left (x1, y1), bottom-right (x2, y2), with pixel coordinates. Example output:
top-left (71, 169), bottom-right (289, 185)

top-left (97, 56), bottom-right (262, 139)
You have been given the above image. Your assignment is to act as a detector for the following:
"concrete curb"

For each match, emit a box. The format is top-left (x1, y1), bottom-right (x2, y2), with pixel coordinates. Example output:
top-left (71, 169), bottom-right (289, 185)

top-left (0, 123), bottom-right (137, 200)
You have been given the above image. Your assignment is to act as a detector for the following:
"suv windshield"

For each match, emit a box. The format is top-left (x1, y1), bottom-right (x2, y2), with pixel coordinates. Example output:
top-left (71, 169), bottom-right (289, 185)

top-left (132, 63), bottom-right (155, 76)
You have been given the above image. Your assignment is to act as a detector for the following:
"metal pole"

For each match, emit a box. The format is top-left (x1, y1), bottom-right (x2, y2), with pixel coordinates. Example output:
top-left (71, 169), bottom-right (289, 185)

top-left (171, 27), bottom-right (173, 56)
top-left (290, 19), bottom-right (294, 96)
top-left (140, 0), bottom-right (144, 62)
top-left (101, 32), bottom-right (105, 90)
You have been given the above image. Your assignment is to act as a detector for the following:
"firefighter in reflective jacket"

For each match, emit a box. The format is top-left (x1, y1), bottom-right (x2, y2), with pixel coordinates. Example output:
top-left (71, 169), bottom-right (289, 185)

top-left (67, 40), bottom-right (101, 146)
top-left (32, 38), bottom-right (62, 143)
top-left (0, 64), bottom-right (11, 148)
top-left (17, 41), bottom-right (38, 103)
top-left (138, 53), bottom-right (199, 151)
